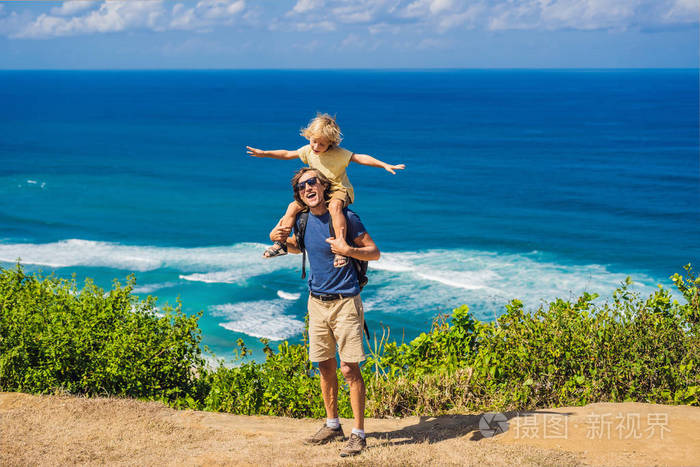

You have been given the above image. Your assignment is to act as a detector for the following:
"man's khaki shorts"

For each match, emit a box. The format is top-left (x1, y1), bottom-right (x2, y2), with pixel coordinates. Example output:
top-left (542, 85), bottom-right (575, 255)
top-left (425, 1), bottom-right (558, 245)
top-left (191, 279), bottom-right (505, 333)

top-left (308, 294), bottom-right (365, 363)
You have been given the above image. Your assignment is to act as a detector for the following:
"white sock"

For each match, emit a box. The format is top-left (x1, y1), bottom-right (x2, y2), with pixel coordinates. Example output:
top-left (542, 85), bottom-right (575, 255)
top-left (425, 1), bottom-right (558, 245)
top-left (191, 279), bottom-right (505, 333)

top-left (351, 428), bottom-right (365, 439)
top-left (326, 418), bottom-right (340, 429)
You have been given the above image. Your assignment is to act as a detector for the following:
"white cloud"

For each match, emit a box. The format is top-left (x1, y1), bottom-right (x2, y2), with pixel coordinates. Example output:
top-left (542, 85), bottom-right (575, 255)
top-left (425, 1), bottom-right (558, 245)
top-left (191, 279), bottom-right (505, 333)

top-left (3, 0), bottom-right (698, 40)
top-left (430, 0), bottom-right (454, 14)
top-left (288, 0), bottom-right (401, 25)
top-left (292, 0), bottom-right (324, 14)
top-left (661, 0), bottom-right (699, 24)
top-left (401, 0), bottom-right (453, 18)
top-left (295, 20), bottom-right (336, 31)
top-left (197, 0), bottom-right (245, 20)
top-left (169, 0), bottom-right (244, 30)
top-left (12, 0), bottom-right (246, 38)
top-left (15, 1), bottom-right (168, 38)
top-left (331, 5), bottom-right (373, 23)
top-left (536, 0), bottom-right (635, 31)
top-left (436, 4), bottom-right (485, 32)
top-left (50, 1), bottom-right (98, 17)
top-left (368, 22), bottom-right (402, 35)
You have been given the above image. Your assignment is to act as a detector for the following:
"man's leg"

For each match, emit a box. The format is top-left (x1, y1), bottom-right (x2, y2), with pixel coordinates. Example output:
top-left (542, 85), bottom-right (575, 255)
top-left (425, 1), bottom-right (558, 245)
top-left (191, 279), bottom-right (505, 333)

top-left (319, 358), bottom-right (339, 419)
top-left (339, 361), bottom-right (366, 457)
top-left (305, 308), bottom-right (345, 447)
top-left (339, 362), bottom-right (365, 430)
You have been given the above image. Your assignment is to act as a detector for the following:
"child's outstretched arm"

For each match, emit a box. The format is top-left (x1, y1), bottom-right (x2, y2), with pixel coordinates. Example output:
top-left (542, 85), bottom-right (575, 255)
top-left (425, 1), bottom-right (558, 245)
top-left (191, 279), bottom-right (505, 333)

top-left (350, 153), bottom-right (406, 174)
top-left (246, 146), bottom-right (301, 160)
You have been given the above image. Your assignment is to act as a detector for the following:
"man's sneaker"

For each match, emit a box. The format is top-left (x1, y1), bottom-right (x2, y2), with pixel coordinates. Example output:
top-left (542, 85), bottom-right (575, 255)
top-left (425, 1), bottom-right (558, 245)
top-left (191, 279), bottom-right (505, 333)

top-left (304, 423), bottom-right (345, 445)
top-left (339, 433), bottom-right (366, 457)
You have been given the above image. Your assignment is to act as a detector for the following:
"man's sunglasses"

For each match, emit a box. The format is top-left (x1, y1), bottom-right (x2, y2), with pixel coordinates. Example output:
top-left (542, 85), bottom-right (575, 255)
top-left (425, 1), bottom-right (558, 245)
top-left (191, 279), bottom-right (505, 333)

top-left (295, 177), bottom-right (318, 191)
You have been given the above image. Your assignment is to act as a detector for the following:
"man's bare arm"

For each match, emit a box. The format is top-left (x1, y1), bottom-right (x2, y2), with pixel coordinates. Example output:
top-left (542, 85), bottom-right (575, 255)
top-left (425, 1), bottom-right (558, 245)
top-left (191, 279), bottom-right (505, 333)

top-left (270, 225), bottom-right (301, 254)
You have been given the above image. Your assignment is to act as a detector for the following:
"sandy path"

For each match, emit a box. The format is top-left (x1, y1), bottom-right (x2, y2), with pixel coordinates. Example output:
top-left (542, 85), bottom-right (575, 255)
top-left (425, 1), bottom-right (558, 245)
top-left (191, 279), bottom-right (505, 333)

top-left (1, 392), bottom-right (698, 466)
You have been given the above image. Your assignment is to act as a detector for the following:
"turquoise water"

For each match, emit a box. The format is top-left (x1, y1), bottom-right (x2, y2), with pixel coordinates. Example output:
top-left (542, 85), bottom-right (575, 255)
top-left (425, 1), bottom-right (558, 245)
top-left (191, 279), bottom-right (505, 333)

top-left (1, 69), bottom-right (698, 361)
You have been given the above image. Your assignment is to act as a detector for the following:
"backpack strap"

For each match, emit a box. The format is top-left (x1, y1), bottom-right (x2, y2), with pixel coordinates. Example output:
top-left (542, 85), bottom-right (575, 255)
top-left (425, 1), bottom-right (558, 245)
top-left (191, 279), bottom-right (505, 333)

top-left (294, 211), bottom-right (310, 280)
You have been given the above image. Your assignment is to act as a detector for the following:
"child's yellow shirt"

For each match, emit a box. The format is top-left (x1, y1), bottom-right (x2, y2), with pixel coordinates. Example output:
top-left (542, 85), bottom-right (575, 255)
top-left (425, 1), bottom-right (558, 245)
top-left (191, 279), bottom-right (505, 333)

top-left (298, 145), bottom-right (355, 203)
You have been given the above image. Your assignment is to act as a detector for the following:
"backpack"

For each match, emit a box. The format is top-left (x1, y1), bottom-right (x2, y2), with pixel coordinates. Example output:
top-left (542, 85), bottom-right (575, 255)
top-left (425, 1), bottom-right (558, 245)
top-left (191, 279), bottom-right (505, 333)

top-left (293, 210), bottom-right (369, 289)
top-left (293, 210), bottom-right (370, 340)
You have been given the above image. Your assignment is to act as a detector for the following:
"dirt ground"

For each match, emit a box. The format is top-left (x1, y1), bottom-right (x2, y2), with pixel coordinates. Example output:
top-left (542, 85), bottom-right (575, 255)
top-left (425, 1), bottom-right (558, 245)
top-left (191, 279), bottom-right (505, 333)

top-left (1, 392), bottom-right (698, 466)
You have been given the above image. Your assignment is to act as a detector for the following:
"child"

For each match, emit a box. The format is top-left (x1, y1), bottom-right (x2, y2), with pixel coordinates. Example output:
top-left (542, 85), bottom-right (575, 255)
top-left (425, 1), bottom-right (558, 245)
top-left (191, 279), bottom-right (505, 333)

top-left (247, 113), bottom-right (405, 267)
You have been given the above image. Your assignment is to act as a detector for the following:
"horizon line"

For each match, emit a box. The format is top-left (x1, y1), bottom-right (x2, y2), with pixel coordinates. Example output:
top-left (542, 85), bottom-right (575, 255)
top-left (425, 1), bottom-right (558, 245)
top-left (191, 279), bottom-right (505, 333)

top-left (1, 66), bottom-right (698, 72)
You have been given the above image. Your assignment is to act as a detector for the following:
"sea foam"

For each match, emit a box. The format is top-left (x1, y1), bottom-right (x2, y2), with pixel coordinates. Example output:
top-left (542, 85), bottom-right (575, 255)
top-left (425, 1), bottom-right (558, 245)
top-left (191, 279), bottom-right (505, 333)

top-left (277, 290), bottom-right (301, 300)
top-left (0, 239), bottom-right (667, 337)
top-left (131, 282), bottom-right (179, 294)
top-left (211, 299), bottom-right (304, 341)
top-left (367, 250), bottom-right (661, 322)
top-left (0, 239), bottom-right (296, 282)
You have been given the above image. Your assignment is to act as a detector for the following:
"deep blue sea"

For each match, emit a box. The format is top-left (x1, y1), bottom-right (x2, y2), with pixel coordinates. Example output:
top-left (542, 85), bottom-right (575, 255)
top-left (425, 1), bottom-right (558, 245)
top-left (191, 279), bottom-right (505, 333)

top-left (1, 69), bottom-right (698, 362)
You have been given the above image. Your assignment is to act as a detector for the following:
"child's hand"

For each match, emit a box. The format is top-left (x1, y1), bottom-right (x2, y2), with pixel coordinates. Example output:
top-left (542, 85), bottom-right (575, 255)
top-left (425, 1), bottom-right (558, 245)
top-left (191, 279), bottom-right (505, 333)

top-left (384, 163), bottom-right (406, 175)
top-left (246, 146), bottom-right (266, 158)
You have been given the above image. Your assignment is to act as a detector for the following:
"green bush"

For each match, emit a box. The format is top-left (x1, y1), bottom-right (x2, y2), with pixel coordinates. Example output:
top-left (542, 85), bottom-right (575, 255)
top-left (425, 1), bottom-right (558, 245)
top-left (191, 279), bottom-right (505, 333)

top-left (1, 263), bottom-right (698, 418)
top-left (203, 339), bottom-right (326, 417)
top-left (0, 264), bottom-right (206, 403)
top-left (364, 268), bottom-right (699, 415)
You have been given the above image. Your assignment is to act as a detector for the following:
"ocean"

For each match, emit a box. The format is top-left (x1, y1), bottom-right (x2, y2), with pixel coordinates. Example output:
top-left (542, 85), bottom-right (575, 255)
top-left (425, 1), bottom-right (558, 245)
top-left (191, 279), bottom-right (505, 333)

top-left (1, 69), bottom-right (698, 361)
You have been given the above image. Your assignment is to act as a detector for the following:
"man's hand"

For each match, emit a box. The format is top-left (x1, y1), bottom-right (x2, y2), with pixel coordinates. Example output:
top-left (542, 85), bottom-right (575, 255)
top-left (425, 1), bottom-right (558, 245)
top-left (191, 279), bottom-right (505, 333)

top-left (270, 225), bottom-right (291, 243)
top-left (325, 236), bottom-right (351, 256)
top-left (246, 146), bottom-right (266, 158)
top-left (384, 163), bottom-right (406, 175)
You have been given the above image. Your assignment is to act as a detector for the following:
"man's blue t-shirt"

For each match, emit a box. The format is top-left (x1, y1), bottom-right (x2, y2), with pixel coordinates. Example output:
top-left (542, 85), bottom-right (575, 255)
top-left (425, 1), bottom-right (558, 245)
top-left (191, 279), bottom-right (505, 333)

top-left (303, 209), bottom-right (366, 296)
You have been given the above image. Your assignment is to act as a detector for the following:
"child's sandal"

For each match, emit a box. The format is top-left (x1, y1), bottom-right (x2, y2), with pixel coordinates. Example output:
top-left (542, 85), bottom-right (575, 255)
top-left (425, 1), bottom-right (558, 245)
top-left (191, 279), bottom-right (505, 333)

top-left (263, 241), bottom-right (288, 258)
top-left (333, 254), bottom-right (349, 268)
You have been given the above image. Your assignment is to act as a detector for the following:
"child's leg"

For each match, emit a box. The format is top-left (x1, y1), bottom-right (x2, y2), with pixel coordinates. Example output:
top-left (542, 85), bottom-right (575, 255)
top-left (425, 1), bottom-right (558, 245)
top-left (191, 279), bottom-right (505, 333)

top-left (278, 200), bottom-right (305, 230)
top-left (263, 201), bottom-right (305, 258)
top-left (328, 198), bottom-right (349, 268)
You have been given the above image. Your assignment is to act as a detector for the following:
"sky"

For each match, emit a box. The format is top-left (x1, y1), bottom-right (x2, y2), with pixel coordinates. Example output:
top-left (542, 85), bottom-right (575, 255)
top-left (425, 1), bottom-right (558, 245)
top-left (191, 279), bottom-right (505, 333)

top-left (0, 0), bottom-right (697, 69)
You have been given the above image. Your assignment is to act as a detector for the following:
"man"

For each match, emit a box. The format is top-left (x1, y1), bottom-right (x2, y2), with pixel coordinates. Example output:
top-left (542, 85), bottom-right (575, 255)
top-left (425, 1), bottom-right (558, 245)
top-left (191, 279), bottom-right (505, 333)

top-left (270, 167), bottom-right (380, 457)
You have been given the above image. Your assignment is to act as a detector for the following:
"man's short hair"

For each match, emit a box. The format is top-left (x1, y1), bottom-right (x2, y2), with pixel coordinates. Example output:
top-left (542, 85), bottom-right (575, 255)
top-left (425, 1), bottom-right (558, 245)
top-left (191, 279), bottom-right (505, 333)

top-left (291, 167), bottom-right (332, 207)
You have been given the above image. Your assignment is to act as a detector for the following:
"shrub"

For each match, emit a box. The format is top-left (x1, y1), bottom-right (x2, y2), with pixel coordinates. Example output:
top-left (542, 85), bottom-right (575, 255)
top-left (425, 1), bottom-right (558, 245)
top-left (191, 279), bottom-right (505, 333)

top-left (0, 264), bottom-right (206, 403)
top-left (203, 339), bottom-right (327, 417)
top-left (1, 263), bottom-right (698, 417)
top-left (364, 269), bottom-right (699, 414)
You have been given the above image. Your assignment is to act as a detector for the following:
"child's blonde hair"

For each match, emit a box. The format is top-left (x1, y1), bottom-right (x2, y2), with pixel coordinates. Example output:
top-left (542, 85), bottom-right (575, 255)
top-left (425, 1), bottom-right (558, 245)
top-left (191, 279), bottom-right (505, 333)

top-left (300, 113), bottom-right (343, 147)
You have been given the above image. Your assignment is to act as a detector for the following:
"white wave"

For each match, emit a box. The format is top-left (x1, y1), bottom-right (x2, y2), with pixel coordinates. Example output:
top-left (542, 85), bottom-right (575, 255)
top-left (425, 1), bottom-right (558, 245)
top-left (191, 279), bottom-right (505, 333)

top-left (373, 256), bottom-right (413, 272)
top-left (132, 282), bottom-right (179, 294)
top-left (0, 238), bottom-right (669, 327)
top-left (376, 250), bottom-right (502, 292)
top-left (416, 272), bottom-right (493, 291)
top-left (179, 271), bottom-right (250, 284)
top-left (211, 299), bottom-right (304, 341)
top-left (19, 179), bottom-right (47, 189)
top-left (0, 239), bottom-right (296, 282)
top-left (365, 249), bottom-right (663, 320)
top-left (277, 290), bottom-right (301, 300)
